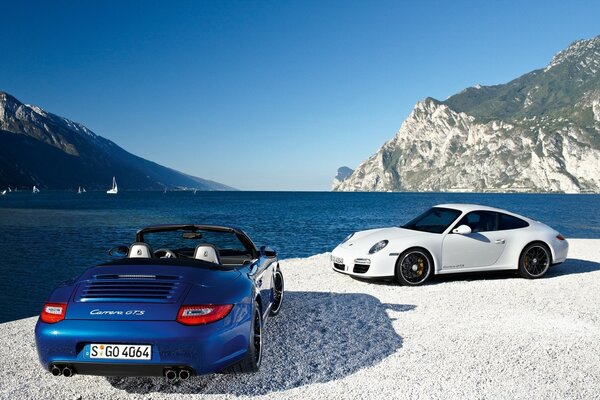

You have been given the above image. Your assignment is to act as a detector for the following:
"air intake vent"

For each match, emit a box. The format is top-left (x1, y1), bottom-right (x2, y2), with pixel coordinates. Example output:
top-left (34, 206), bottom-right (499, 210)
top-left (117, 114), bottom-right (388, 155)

top-left (333, 263), bottom-right (345, 271)
top-left (77, 276), bottom-right (183, 303)
top-left (353, 263), bottom-right (370, 274)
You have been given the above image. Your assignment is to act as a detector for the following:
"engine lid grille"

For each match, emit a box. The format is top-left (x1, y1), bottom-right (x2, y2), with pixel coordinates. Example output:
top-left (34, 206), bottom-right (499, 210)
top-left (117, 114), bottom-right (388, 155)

top-left (76, 274), bottom-right (184, 303)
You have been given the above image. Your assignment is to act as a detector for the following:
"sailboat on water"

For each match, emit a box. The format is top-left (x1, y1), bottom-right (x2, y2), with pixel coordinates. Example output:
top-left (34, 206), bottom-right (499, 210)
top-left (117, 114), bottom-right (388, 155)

top-left (77, 186), bottom-right (86, 194)
top-left (1, 190), bottom-right (6, 196)
top-left (107, 177), bottom-right (118, 194)
top-left (32, 186), bottom-right (40, 194)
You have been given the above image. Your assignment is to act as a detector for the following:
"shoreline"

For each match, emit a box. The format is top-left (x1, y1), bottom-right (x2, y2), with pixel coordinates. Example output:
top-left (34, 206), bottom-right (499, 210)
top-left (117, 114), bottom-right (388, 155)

top-left (1, 239), bottom-right (599, 399)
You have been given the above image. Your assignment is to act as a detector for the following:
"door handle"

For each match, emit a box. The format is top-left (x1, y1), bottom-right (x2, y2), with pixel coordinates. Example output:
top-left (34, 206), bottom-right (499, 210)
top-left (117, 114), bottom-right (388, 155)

top-left (495, 239), bottom-right (505, 244)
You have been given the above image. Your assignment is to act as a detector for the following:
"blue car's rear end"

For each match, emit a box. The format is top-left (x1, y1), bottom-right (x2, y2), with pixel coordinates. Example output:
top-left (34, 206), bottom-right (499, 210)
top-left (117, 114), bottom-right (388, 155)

top-left (35, 260), bottom-right (254, 378)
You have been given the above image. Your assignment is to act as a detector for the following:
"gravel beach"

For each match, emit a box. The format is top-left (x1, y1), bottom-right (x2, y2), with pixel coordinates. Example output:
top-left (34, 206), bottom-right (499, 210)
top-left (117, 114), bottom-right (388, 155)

top-left (1, 239), bottom-right (599, 400)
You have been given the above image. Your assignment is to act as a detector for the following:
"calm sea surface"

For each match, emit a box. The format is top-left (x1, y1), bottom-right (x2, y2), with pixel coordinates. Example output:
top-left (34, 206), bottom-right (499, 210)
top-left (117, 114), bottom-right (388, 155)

top-left (0, 191), bottom-right (599, 322)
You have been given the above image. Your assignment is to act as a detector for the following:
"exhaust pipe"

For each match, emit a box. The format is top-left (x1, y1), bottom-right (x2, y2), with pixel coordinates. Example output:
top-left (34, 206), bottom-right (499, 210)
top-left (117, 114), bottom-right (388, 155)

top-left (62, 366), bottom-right (73, 377)
top-left (50, 365), bottom-right (62, 376)
top-left (164, 369), bottom-right (177, 382)
top-left (178, 368), bottom-right (191, 381)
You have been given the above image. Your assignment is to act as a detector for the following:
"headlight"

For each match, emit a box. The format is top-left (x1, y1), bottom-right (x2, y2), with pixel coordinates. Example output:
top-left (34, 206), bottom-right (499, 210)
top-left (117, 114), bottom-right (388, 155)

top-left (369, 240), bottom-right (389, 254)
top-left (340, 233), bottom-right (354, 245)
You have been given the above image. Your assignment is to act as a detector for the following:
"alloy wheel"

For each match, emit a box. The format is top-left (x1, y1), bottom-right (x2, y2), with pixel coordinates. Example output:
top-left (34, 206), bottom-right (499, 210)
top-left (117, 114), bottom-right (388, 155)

top-left (400, 251), bottom-right (431, 285)
top-left (271, 271), bottom-right (284, 314)
top-left (523, 245), bottom-right (550, 277)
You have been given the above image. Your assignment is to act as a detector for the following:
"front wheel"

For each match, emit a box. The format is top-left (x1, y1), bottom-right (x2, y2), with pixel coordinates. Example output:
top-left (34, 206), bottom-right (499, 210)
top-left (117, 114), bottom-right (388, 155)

top-left (270, 268), bottom-right (284, 316)
top-left (395, 248), bottom-right (433, 286)
top-left (518, 243), bottom-right (551, 279)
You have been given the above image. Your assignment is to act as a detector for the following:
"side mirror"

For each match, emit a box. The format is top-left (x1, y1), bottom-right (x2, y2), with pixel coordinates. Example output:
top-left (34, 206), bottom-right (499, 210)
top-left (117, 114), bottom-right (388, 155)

top-left (452, 225), bottom-right (472, 235)
top-left (108, 245), bottom-right (129, 258)
top-left (260, 246), bottom-right (277, 257)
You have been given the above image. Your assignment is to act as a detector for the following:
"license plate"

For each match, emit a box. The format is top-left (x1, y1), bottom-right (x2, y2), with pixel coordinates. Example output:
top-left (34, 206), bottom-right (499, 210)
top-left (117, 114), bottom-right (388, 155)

top-left (332, 256), bottom-right (343, 264)
top-left (89, 344), bottom-right (151, 360)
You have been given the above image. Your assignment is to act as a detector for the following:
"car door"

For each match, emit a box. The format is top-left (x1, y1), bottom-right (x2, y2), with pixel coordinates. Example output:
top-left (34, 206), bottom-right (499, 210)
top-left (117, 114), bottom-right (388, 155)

top-left (441, 211), bottom-right (507, 270)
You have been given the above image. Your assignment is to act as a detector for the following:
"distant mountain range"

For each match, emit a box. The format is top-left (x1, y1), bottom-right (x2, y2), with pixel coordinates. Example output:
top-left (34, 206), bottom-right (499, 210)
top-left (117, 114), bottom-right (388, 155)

top-left (0, 91), bottom-right (234, 191)
top-left (333, 35), bottom-right (600, 193)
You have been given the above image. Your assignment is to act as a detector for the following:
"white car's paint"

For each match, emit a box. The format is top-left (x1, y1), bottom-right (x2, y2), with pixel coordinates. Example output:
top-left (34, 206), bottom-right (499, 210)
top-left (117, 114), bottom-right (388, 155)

top-left (331, 204), bottom-right (569, 279)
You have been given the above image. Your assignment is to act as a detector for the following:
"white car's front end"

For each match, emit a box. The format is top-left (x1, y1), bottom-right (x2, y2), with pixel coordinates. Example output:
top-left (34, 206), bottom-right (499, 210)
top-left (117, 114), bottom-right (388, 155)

top-left (331, 227), bottom-right (433, 279)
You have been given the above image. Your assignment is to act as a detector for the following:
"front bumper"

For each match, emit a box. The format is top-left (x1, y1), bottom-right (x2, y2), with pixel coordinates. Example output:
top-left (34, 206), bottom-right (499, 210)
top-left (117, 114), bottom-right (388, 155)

top-left (330, 247), bottom-right (396, 278)
top-left (35, 308), bottom-right (251, 377)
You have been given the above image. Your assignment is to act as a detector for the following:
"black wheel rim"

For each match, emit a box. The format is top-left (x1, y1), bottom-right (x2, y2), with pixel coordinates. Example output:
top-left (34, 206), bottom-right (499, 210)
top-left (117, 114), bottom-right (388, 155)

top-left (253, 309), bottom-right (262, 366)
top-left (400, 251), bottom-right (430, 284)
top-left (271, 271), bottom-right (284, 313)
top-left (524, 246), bottom-right (550, 277)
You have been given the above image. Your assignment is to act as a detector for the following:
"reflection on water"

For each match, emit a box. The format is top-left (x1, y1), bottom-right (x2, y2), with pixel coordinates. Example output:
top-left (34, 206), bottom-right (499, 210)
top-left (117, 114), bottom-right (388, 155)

top-left (0, 190), bottom-right (598, 322)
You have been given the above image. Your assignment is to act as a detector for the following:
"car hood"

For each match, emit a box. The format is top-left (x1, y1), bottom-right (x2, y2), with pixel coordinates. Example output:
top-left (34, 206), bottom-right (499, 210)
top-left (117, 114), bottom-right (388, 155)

top-left (64, 263), bottom-right (242, 321)
top-left (338, 227), bottom-right (431, 253)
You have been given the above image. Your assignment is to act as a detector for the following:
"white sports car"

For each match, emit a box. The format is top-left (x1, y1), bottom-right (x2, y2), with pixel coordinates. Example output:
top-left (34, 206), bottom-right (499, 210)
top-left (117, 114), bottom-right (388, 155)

top-left (331, 204), bottom-right (569, 285)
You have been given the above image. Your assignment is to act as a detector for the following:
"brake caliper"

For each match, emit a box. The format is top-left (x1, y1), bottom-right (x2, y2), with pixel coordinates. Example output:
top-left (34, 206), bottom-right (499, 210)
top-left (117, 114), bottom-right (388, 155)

top-left (417, 257), bottom-right (424, 276)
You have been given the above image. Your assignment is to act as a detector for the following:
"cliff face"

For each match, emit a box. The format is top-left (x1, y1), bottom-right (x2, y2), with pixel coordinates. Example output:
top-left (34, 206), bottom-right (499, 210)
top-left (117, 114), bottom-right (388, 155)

top-left (334, 36), bottom-right (600, 193)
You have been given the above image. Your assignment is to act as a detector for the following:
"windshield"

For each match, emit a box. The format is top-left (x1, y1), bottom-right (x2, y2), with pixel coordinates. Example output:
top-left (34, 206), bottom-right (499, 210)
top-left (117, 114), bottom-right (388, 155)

top-left (402, 207), bottom-right (462, 234)
top-left (143, 228), bottom-right (251, 257)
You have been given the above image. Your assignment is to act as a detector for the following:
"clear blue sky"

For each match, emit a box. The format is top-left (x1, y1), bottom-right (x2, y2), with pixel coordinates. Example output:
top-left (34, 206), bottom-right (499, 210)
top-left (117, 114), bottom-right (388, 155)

top-left (1, 1), bottom-right (599, 190)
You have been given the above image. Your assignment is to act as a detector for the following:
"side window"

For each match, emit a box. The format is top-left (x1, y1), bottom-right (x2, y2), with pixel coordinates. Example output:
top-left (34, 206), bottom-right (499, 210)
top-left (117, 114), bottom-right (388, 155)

top-left (456, 211), bottom-right (498, 233)
top-left (498, 213), bottom-right (529, 230)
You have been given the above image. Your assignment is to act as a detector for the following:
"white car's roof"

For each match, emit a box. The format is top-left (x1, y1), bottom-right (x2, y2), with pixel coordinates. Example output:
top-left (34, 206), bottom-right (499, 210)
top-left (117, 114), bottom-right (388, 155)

top-left (435, 203), bottom-right (519, 215)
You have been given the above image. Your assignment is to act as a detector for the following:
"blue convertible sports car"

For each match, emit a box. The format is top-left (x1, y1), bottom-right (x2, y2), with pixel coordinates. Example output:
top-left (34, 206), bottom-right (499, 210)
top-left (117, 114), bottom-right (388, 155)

top-left (35, 224), bottom-right (284, 381)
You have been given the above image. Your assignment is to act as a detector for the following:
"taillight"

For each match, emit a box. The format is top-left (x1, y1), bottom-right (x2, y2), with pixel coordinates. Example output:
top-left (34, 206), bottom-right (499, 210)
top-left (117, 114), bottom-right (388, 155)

top-left (556, 234), bottom-right (565, 241)
top-left (40, 302), bottom-right (67, 324)
top-left (176, 304), bottom-right (233, 325)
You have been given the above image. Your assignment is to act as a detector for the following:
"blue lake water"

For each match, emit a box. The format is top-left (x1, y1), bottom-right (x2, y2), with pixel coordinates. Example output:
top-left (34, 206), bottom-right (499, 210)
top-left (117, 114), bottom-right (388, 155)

top-left (0, 191), bottom-right (599, 322)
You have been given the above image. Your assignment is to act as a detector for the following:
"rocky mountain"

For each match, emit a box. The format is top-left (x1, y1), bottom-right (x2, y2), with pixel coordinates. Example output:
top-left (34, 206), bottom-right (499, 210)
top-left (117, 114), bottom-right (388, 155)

top-left (332, 166), bottom-right (354, 187)
top-left (0, 92), bottom-right (234, 190)
top-left (333, 35), bottom-right (600, 193)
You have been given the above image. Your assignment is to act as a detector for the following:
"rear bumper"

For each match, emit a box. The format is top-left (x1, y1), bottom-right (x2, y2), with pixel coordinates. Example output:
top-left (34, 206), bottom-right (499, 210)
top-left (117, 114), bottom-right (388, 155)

top-left (35, 306), bottom-right (252, 377)
top-left (54, 362), bottom-right (185, 377)
top-left (551, 238), bottom-right (569, 264)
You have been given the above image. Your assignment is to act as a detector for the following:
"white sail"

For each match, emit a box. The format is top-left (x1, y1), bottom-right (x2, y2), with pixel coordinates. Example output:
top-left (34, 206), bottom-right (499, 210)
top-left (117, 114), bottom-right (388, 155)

top-left (107, 177), bottom-right (118, 194)
top-left (1, 190), bottom-right (6, 196)
top-left (32, 186), bottom-right (40, 194)
top-left (82, 188), bottom-right (86, 193)
top-left (77, 186), bottom-right (82, 194)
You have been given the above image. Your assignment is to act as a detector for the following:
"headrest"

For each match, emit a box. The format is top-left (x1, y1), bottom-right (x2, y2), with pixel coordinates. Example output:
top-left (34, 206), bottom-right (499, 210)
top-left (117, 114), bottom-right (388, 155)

top-left (128, 242), bottom-right (153, 258)
top-left (194, 243), bottom-right (221, 264)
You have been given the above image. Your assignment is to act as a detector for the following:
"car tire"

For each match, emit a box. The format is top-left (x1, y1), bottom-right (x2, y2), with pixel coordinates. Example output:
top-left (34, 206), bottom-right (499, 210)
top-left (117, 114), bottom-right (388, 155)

top-left (269, 268), bottom-right (284, 316)
top-left (221, 301), bottom-right (262, 374)
top-left (395, 248), bottom-right (433, 286)
top-left (518, 242), bottom-right (551, 279)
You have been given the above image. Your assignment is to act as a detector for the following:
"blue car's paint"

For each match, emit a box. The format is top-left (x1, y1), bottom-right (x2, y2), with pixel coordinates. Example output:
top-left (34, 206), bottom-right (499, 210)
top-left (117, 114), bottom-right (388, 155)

top-left (35, 224), bottom-right (281, 378)
top-left (35, 304), bottom-right (253, 375)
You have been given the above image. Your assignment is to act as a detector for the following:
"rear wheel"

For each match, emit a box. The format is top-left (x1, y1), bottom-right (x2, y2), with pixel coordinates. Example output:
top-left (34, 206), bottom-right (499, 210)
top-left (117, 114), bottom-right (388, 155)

top-left (395, 248), bottom-right (433, 286)
top-left (221, 301), bottom-right (262, 374)
top-left (270, 268), bottom-right (284, 316)
top-left (518, 243), bottom-right (551, 279)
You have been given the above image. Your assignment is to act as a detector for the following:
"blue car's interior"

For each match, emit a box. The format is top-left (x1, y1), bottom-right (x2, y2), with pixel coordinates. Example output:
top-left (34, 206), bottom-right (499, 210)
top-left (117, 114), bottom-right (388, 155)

top-left (117, 225), bottom-right (258, 266)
